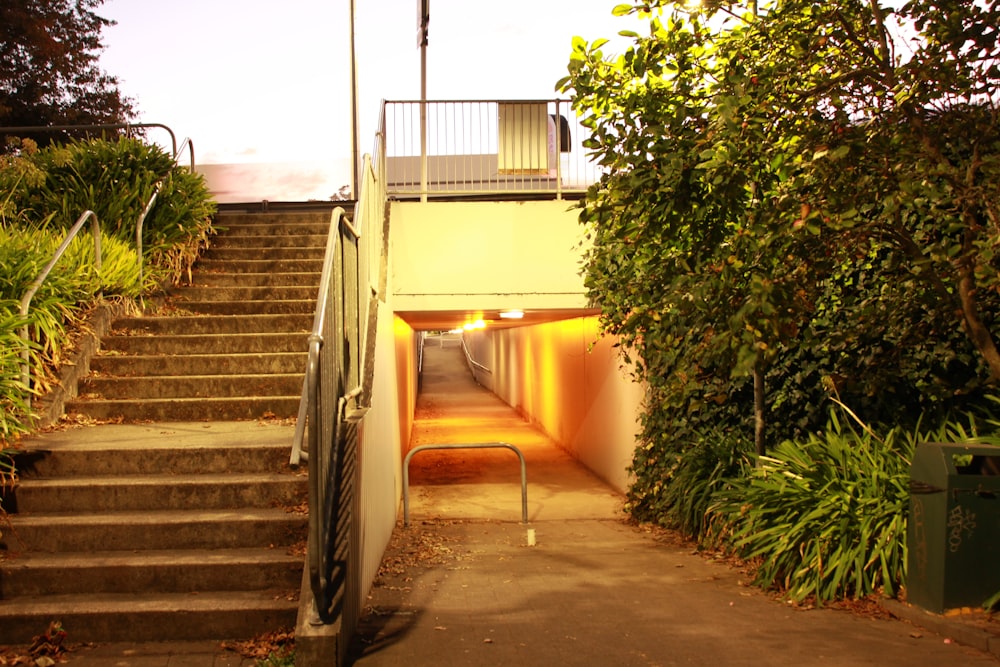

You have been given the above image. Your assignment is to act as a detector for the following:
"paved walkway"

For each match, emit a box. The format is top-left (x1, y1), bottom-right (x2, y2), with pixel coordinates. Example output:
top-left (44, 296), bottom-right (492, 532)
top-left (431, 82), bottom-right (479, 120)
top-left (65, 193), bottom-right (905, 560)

top-left (347, 341), bottom-right (1000, 666)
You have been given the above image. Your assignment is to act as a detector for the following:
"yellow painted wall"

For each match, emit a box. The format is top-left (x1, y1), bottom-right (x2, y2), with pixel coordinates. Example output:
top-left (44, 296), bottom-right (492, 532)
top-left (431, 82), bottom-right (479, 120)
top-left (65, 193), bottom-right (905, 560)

top-left (392, 315), bottom-right (419, 451)
top-left (389, 200), bottom-right (590, 311)
top-left (358, 304), bottom-right (419, 597)
top-left (469, 317), bottom-right (644, 494)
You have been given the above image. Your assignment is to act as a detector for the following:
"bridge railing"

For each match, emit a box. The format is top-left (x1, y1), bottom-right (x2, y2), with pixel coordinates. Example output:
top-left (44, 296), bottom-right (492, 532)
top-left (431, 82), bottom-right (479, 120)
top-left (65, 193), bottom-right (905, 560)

top-left (381, 99), bottom-right (600, 200)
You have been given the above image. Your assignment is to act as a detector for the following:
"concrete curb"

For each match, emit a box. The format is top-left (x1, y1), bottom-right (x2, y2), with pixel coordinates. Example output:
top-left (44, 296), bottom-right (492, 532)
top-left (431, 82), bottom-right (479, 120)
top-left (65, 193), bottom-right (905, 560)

top-left (882, 599), bottom-right (1000, 659)
top-left (32, 299), bottom-right (132, 429)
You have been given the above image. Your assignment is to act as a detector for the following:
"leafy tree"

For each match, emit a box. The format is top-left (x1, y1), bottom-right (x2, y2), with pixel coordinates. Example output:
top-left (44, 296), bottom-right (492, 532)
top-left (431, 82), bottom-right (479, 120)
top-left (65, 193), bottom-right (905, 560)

top-left (558, 1), bottom-right (1000, 519)
top-left (0, 0), bottom-right (135, 145)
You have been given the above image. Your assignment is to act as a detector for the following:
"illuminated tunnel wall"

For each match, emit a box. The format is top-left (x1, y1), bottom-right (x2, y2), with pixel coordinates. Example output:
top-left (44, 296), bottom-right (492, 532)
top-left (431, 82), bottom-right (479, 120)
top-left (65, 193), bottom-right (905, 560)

top-left (466, 317), bottom-right (644, 494)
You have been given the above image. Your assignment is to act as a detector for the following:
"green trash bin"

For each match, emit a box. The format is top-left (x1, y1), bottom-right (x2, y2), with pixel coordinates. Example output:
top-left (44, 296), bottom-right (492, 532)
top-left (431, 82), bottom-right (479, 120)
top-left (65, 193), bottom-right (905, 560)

top-left (907, 442), bottom-right (1000, 613)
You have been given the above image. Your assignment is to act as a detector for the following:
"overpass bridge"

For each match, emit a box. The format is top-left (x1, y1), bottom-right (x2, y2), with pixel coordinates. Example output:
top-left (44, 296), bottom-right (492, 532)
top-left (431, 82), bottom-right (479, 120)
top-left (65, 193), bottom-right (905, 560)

top-left (291, 98), bottom-right (645, 664)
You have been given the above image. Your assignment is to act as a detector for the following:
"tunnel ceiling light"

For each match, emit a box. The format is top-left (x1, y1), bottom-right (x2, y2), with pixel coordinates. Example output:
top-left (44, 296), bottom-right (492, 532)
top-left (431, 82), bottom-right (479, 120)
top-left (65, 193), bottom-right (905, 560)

top-left (499, 310), bottom-right (524, 319)
top-left (462, 319), bottom-right (487, 331)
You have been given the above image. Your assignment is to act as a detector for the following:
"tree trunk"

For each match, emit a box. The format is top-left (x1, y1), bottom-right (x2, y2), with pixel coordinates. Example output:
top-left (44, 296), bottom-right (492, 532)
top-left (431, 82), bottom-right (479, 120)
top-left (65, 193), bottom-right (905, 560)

top-left (956, 234), bottom-right (1000, 381)
top-left (754, 360), bottom-right (766, 456)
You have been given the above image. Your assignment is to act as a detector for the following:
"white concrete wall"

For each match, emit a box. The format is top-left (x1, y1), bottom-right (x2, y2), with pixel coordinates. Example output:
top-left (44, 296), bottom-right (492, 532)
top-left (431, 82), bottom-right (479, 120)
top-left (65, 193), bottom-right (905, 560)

top-left (390, 200), bottom-right (590, 312)
top-left (358, 239), bottom-right (420, 599)
top-left (358, 301), bottom-right (402, 595)
top-left (468, 317), bottom-right (644, 495)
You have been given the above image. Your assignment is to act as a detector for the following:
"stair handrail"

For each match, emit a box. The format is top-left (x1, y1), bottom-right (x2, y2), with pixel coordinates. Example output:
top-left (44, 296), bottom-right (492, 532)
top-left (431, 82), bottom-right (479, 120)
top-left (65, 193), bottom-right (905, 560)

top-left (0, 122), bottom-right (180, 156)
top-left (461, 336), bottom-right (492, 375)
top-left (19, 210), bottom-right (102, 410)
top-left (290, 206), bottom-right (356, 466)
top-left (135, 136), bottom-right (196, 283)
top-left (289, 205), bottom-right (367, 625)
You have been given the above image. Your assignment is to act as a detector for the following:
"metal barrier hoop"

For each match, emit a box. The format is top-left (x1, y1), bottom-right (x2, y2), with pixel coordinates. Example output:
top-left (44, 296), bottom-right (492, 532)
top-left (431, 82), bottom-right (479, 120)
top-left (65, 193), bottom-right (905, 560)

top-left (402, 442), bottom-right (529, 526)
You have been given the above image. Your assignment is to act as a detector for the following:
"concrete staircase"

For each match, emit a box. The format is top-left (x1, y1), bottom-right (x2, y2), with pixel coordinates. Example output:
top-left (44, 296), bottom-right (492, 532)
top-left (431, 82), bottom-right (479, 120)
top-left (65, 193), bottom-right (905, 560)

top-left (65, 209), bottom-right (331, 422)
top-left (0, 422), bottom-right (306, 644)
top-left (0, 209), bottom-right (339, 645)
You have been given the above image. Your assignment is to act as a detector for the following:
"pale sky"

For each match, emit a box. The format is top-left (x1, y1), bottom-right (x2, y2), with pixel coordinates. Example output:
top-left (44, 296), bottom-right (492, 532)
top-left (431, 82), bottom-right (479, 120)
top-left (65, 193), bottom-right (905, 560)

top-left (97, 0), bottom-right (636, 200)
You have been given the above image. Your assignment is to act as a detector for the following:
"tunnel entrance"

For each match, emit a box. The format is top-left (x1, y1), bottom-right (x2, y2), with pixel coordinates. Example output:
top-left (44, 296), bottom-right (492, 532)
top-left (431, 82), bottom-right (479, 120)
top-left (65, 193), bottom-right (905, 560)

top-left (404, 338), bottom-right (622, 523)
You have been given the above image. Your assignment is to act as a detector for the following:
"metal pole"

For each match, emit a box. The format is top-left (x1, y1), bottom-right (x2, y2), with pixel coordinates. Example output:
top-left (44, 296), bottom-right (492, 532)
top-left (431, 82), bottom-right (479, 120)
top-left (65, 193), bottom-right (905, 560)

top-left (419, 0), bottom-right (429, 203)
top-left (349, 0), bottom-right (360, 199)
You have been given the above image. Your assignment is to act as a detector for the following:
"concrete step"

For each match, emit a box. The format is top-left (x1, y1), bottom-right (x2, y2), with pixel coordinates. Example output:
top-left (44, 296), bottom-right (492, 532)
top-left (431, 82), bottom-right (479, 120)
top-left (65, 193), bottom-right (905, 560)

top-left (110, 314), bottom-right (311, 336)
top-left (6, 508), bottom-right (306, 553)
top-left (187, 271), bottom-right (321, 288)
top-left (13, 472), bottom-right (306, 512)
top-left (98, 332), bottom-right (307, 355)
top-left (1, 548), bottom-right (302, 596)
top-left (165, 299), bottom-right (316, 316)
top-left (64, 395), bottom-right (301, 421)
top-left (210, 234), bottom-right (328, 249)
top-left (79, 374), bottom-right (303, 400)
top-left (168, 285), bottom-right (318, 302)
top-left (214, 212), bottom-right (333, 233)
top-left (194, 258), bottom-right (324, 273)
top-left (0, 590), bottom-right (300, 644)
top-left (216, 224), bottom-right (330, 238)
top-left (89, 352), bottom-right (306, 377)
top-left (202, 246), bottom-right (325, 260)
top-left (11, 423), bottom-right (294, 477)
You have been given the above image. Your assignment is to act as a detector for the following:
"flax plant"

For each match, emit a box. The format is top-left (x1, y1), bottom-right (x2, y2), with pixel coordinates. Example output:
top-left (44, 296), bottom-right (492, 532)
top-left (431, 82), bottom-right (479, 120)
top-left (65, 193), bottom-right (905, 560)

top-left (709, 408), bottom-right (913, 603)
top-left (0, 445), bottom-right (17, 541)
top-left (0, 304), bottom-right (31, 440)
top-left (1, 135), bottom-right (216, 439)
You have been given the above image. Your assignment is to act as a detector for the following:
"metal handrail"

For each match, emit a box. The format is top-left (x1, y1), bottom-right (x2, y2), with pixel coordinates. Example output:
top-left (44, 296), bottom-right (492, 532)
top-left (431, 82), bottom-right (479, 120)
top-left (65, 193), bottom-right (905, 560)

top-left (381, 98), bottom-right (598, 199)
top-left (0, 122), bottom-right (179, 156)
top-left (135, 136), bottom-right (196, 283)
top-left (294, 119), bottom-right (388, 648)
top-left (402, 442), bottom-right (529, 526)
top-left (19, 211), bottom-right (102, 409)
top-left (290, 206), bottom-right (350, 466)
top-left (461, 336), bottom-right (492, 375)
top-left (291, 205), bottom-right (369, 628)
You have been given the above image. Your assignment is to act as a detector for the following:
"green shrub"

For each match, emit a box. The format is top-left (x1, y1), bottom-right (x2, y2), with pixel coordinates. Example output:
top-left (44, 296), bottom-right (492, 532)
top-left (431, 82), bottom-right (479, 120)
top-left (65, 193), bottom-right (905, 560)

top-left (0, 135), bottom-right (216, 439)
top-left (7, 136), bottom-right (216, 286)
top-left (0, 305), bottom-right (31, 441)
top-left (709, 408), bottom-right (914, 603)
top-left (626, 427), bottom-right (751, 543)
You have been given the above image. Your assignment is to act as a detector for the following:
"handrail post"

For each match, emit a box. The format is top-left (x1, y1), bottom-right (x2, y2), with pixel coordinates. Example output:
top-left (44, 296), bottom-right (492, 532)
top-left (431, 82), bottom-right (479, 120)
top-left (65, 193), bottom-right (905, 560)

top-left (402, 442), bottom-right (529, 526)
top-left (135, 136), bottom-right (196, 284)
top-left (554, 99), bottom-right (564, 201)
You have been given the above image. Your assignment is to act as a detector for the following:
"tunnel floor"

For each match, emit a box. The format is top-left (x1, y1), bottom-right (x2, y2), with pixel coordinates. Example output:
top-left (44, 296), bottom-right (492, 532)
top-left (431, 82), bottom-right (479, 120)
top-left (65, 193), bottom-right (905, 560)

top-left (404, 338), bottom-right (624, 523)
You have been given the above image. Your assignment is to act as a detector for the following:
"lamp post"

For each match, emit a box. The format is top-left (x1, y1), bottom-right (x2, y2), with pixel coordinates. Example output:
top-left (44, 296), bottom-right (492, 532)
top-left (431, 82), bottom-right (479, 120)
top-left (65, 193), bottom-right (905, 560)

top-left (350, 0), bottom-right (360, 199)
top-left (418, 0), bottom-right (429, 203)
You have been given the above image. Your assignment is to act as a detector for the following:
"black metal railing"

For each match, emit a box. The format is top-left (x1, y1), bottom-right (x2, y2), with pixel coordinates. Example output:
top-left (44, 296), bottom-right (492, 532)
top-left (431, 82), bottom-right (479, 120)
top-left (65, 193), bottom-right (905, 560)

top-left (294, 206), bottom-right (363, 626)
top-left (292, 147), bottom-right (387, 664)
